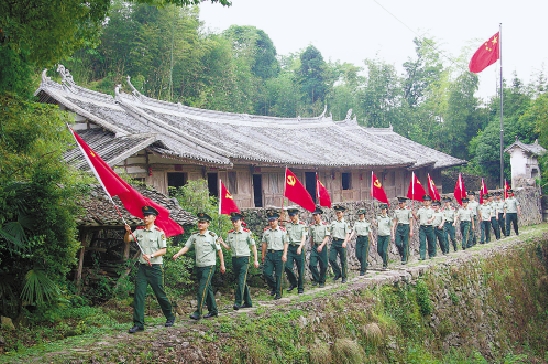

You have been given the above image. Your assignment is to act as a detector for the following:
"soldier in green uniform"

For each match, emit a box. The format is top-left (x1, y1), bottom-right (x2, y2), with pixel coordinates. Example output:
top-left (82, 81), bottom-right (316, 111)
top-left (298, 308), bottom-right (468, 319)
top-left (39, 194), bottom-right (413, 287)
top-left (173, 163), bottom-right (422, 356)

top-left (329, 205), bottom-right (350, 283)
top-left (455, 197), bottom-right (474, 249)
top-left (478, 194), bottom-right (493, 244)
top-left (261, 210), bottom-right (288, 300)
top-left (219, 212), bottom-right (259, 310)
top-left (375, 204), bottom-right (392, 270)
top-left (308, 206), bottom-right (330, 287)
top-left (173, 213), bottom-right (225, 320)
top-left (284, 206), bottom-right (308, 294)
top-left (504, 189), bottom-right (521, 236)
top-left (442, 196), bottom-right (457, 252)
top-left (487, 193), bottom-right (500, 240)
top-left (494, 192), bottom-right (506, 237)
top-left (392, 196), bottom-right (413, 265)
top-left (124, 206), bottom-right (176, 333)
top-left (413, 195), bottom-right (435, 260)
top-left (349, 207), bottom-right (373, 275)
top-left (431, 201), bottom-right (446, 254)
top-left (467, 191), bottom-right (479, 246)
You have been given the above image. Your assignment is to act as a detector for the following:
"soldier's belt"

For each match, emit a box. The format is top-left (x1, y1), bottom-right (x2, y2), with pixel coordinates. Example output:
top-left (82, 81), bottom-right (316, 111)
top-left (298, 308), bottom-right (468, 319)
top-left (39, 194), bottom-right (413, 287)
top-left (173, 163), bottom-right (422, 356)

top-left (267, 249), bottom-right (283, 254)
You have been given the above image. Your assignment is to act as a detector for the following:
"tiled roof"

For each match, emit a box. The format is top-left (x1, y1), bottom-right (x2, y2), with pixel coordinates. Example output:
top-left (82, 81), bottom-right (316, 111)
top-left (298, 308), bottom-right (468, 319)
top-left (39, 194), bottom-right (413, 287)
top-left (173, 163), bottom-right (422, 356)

top-left (505, 139), bottom-right (547, 155)
top-left (36, 67), bottom-right (466, 170)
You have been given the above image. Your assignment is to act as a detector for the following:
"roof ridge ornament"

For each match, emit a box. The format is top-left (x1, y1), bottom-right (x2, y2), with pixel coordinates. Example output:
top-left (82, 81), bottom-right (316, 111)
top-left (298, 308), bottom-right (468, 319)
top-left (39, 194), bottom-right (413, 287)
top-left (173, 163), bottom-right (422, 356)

top-left (320, 105), bottom-right (327, 119)
top-left (126, 76), bottom-right (142, 98)
top-left (345, 108), bottom-right (353, 120)
top-left (56, 65), bottom-right (76, 89)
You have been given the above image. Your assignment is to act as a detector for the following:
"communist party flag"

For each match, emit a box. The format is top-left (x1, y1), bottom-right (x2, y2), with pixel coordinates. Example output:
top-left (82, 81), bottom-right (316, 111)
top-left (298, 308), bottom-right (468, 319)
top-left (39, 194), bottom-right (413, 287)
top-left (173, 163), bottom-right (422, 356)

top-left (284, 168), bottom-right (316, 212)
top-left (453, 173), bottom-right (467, 206)
top-left (479, 178), bottom-right (488, 204)
top-left (70, 128), bottom-right (184, 236)
top-left (219, 180), bottom-right (240, 215)
top-left (504, 179), bottom-right (510, 199)
top-left (406, 171), bottom-right (427, 202)
top-left (371, 172), bottom-right (389, 205)
top-left (427, 173), bottom-right (441, 201)
top-left (469, 32), bottom-right (499, 74)
top-left (316, 173), bottom-right (332, 207)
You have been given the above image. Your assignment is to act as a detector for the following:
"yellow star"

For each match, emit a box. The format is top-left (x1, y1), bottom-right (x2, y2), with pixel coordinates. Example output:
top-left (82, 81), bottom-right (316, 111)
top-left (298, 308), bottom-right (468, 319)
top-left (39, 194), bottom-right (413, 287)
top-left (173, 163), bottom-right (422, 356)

top-left (491, 36), bottom-right (498, 45)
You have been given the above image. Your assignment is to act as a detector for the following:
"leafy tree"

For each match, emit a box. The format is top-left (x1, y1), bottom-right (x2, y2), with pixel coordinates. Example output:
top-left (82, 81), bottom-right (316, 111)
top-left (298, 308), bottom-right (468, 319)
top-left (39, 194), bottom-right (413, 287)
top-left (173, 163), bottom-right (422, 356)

top-left (296, 45), bottom-right (331, 116)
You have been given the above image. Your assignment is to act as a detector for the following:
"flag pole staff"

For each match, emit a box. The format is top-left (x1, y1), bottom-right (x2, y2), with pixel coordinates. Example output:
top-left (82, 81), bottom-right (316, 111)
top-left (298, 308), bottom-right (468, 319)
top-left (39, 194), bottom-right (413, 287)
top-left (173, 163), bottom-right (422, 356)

top-left (218, 178), bottom-right (222, 236)
top-left (498, 23), bottom-right (504, 188)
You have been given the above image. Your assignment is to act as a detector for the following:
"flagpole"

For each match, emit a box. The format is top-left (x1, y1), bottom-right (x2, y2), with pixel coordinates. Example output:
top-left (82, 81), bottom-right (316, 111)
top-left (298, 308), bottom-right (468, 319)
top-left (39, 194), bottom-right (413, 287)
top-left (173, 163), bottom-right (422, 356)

top-left (499, 22), bottom-right (504, 188)
top-left (218, 178), bottom-right (222, 236)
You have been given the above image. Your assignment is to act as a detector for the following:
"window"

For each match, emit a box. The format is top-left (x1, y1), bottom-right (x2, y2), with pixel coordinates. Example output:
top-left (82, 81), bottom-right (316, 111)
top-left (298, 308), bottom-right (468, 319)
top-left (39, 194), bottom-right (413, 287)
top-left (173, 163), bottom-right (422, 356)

top-left (228, 171), bottom-right (238, 194)
top-left (342, 172), bottom-right (352, 190)
top-left (167, 172), bottom-right (187, 189)
top-left (268, 173), bottom-right (280, 194)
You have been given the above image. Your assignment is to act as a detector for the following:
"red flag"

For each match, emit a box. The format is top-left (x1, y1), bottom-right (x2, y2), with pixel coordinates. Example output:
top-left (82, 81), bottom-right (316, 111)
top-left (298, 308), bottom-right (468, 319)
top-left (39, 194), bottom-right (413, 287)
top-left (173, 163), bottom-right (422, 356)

top-left (219, 180), bottom-right (240, 215)
top-left (371, 172), bottom-right (389, 205)
top-left (453, 173), bottom-right (467, 206)
top-left (406, 171), bottom-right (427, 202)
top-left (480, 178), bottom-right (488, 204)
top-left (284, 168), bottom-right (316, 212)
top-left (504, 179), bottom-right (510, 199)
top-left (316, 174), bottom-right (332, 207)
top-left (70, 128), bottom-right (184, 237)
top-left (469, 32), bottom-right (499, 73)
top-left (427, 173), bottom-right (441, 201)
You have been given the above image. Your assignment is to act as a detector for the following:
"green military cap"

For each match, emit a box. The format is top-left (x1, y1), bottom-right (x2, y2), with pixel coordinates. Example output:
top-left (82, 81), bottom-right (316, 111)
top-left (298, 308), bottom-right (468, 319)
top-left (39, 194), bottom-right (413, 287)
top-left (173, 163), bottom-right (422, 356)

top-left (286, 206), bottom-right (300, 216)
top-left (379, 204), bottom-right (388, 210)
top-left (356, 207), bottom-right (367, 215)
top-left (230, 212), bottom-right (243, 221)
top-left (266, 210), bottom-right (280, 221)
top-left (495, 191), bottom-right (502, 196)
top-left (142, 205), bottom-right (159, 216)
top-left (333, 205), bottom-right (346, 212)
top-left (432, 201), bottom-right (441, 206)
top-left (422, 195), bottom-right (432, 201)
top-left (311, 205), bottom-right (323, 215)
top-left (467, 191), bottom-right (476, 196)
top-left (482, 193), bottom-right (489, 198)
top-left (397, 196), bottom-right (408, 203)
top-left (462, 197), bottom-right (470, 203)
top-left (197, 212), bottom-right (212, 223)
top-left (507, 189), bottom-right (514, 194)
top-left (442, 196), bottom-right (452, 202)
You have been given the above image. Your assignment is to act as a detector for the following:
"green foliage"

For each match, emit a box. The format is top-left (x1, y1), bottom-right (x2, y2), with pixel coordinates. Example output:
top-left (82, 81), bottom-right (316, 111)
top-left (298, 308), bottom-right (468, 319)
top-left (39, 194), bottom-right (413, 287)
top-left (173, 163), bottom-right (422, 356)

top-left (416, 278), bottom-right (433, 316)
top-left (20, 269), bottom-right (61, 306)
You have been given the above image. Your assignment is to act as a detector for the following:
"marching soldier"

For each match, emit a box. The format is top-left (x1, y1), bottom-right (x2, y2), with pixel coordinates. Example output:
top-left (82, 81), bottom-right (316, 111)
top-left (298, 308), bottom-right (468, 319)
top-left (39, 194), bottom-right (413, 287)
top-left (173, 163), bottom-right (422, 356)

top-left (413, 195), bottom-right (435, 260)
top-left (494, 192), bottom-right (506, 237)
top-left (487, 192), bottom-right (500, 240)
top-left (504, 189), bottom-right (521, 236)
top-left (284, 206), bottom-right (307, 294)
top-left (375, 204), bottom-right (392, 270)
top-left (329, 205), bottom-right (350, 283)
top-left (392, 196), bottom-right (413, 265)
top-left (261, 210), bottom-right (288, 300)
top-left (478, 193), bottom-right (493, 244)
top-left (219, 212), bottom-right (258, 310)
top-left (455, 197), bottom-right (474, 249)
top-left (431, 201), bottom-right (446, 254)
top-left (124, 206), bottom-right (176, 333)
top-left (467, 191), bottom-right (479, 246)
top-left (173, 212), bottom-right (225, 320)
top-left (350, 207), bottom-right (373, 275)
top-left (441, 196), bottom-right (457, 252)
top-left (308, 206), bottom-right (330, 287)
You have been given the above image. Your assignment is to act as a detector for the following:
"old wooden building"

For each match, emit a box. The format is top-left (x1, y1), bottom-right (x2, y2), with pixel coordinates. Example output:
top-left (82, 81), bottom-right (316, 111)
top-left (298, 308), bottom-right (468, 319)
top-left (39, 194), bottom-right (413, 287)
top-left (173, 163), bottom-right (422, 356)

top-left (36, 67), bottom-right (465, 207)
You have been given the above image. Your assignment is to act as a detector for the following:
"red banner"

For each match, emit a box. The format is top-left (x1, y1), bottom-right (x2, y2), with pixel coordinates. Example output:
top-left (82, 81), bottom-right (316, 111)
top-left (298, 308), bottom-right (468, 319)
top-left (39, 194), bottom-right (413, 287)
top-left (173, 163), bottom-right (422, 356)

top-left (427, 173), bottom-right (441, 201)
top-left (453, 173), bottom-right (467, 206)
top-left (219, 180), bottom-right (240, 215)
top-left (469, 32), bottom-right (499, 74)
top-left (406, 171), bottom-right (427, 202)
top-left (504, 179), bottom-right (510, 199)
top-left (480, 178), bottom-right (488, 204)
top-left (371, 172), bottom-right (389, 205)
top-left (316, 174), bottom-right (332, 207)
top-left (284, 168), bottom-right (316, 212)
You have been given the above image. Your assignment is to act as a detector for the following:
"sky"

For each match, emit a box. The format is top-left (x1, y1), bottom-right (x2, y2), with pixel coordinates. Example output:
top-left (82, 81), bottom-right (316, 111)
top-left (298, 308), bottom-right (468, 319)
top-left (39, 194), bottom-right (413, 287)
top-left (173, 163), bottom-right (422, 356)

top-left (199, 0), bottom-right (548, 100)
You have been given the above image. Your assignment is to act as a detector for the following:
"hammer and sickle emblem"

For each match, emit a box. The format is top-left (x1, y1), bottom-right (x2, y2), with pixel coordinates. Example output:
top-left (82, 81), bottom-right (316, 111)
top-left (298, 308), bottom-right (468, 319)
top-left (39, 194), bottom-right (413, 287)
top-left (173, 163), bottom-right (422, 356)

top-left (374, 179), bottom-right (382, 188)
top-left (225, 192), bottom-right (233, 199)
top-left (90, 151), bottom-right (96, 158)
top-left (287, 175), bottom-right (296, 186)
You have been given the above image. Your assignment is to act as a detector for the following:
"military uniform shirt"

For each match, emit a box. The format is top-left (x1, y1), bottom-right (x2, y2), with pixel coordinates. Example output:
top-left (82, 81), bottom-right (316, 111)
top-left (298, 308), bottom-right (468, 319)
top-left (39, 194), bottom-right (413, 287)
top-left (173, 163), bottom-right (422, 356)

top-left (376, 215), bottom-right (392, 236)
top-left (286, 221), bottom-right (308, 245)
top-left (457, 207), bottom-right (473, 222)
top-left (416, 207), bottom-right (433, 225)
top-left (262, 227), bottom-right (288, 250)
top-left (330, 219), bottom-right (350, 239)
top-left (504, 197), bottom-right (520, 213)
top-left (431, 211), bottom-right (444, 227)
top-left (442, 207), bottom-right (456, 222)
top-left (478, 203), bottom-right (493, 221)
top-left (185, 231), bottom-right (221, 267)
top-left (309, 222), bottom-right (330, 244)
top-left (226, 228), bottom-right (255, 257)
top-left (493, 200), bottom-right (505, 215)
top-left (353, 220), bottom-right (372, 236)
top-left (393, 208), bottom-right (412, 224)
top-left (468, 200), bottom-right (479, 217)
top-left (129, 224), bottom-right (167, 265)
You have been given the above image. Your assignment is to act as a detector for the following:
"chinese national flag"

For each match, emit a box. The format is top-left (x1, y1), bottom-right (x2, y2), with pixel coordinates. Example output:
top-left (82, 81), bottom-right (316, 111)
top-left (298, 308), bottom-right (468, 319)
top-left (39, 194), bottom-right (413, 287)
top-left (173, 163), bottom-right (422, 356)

top-left (70, 128), bottom-right (184, 237)
top-left (480, 178), bottom-right (488, 204)
top-left (406, 171), bottom-right (427, 202)
top-left (453, 173), bottom-right (467, 206)
top-left (219, 180), bottom-right (240, 215)
top-left (469, 32), bottom-right (499, 73)
top-left (504, 179), bottom-right (510, 199)
top-left (284, 168), bottom-right (316, 212)
top-left (371, 172), bottom-right (389, 205)
top-left (316, 174), bottom-right (332, 207)
top-left (427, 173), bottom-right (441, 201)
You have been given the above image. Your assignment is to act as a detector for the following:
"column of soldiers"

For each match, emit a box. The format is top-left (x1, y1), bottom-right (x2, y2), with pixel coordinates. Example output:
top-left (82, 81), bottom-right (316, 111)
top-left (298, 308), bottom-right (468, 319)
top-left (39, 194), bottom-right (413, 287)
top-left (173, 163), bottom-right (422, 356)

top-left (123, 189), bottom-right (522, 330)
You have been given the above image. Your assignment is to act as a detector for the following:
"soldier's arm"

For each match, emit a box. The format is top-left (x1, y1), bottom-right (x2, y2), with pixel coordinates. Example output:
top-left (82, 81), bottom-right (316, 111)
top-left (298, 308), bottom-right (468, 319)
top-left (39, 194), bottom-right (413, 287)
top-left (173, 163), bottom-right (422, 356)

top-left (153, 248), bottom-right (167, 258)
top-left (173, 246), bottom-right (189, 259)
top-left (123, 224), bottom-right (133, 243)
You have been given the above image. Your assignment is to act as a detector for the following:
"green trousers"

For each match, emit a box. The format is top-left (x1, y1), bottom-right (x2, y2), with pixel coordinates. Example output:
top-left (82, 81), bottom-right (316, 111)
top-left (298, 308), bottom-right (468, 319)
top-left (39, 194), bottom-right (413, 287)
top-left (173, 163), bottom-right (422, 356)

top-left (460, 221), bottom-right (471, 249)
top-left (377, 235), bottom-right (389, 268)
top-left (355, 236), bottom-right (369, 273)
top-left (419, 225), bottom-right (435, 259)
top-left (195, 265), bottom-right (217, 316)
top-left (443, 223), bottom-right (457, 251)
top-left (309, 244), bottom-right (328, 283)
top-left (394, 224), bottom-right (410, 263)
top-left (232, 256), bottom-right (252, 307)
top-left (329, 239), bottom-right (347, 279)
top-left (263, 250), bottom-right (284, 299)
top-left (434, 226), bottom-right (447, 254)
top-left (285, 245), bottom-right (305, 292)
top-left (133, 264), bottom-right (174, 329)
